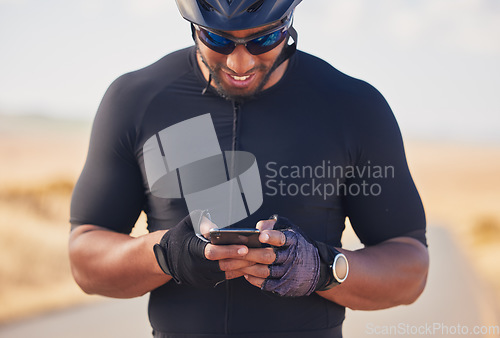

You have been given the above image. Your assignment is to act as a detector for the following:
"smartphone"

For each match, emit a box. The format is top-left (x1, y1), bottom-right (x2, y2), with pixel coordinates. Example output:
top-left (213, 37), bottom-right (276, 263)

top-left (209, 228), bottom-right (261, 248)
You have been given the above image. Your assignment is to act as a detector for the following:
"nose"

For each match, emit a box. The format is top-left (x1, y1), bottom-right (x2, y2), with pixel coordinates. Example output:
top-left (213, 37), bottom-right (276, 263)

top-left (226, 44), bottom-right (256, 75)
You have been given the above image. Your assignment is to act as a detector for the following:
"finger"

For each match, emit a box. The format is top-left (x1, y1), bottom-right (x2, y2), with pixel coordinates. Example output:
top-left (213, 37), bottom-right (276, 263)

top-left (259, 229), bottom-right (287, 247)
top-left (218, 259), bottom-right (256, 272)
top-left (225, 270), bottom-right (246, 280)
top-left (239, 263), bottom-right (271, 279)
top-left (244, 274), bottom-right (266, 288)
top-left (256, 219), bottom-right (276, 231)
top-left (274, 248), bottom-right (293, 264)
top-left (204, 244), bottom-right (248, 261)
top-left (240, 247), bottom-right (276, 264)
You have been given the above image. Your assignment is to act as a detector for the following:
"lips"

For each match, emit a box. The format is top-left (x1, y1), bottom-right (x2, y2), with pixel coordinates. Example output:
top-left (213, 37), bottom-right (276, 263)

top-left (224, 72), bottom-right (256, 88)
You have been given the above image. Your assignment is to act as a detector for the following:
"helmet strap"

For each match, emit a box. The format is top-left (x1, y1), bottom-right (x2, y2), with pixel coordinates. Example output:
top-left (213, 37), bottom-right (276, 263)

top-left (201, 73), bottom-right (212, 95)
top-left (276, 25), bottom-right (298, 68)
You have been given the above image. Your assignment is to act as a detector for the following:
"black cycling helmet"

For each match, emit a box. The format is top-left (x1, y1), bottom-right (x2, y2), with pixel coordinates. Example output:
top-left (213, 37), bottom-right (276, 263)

top-left (175, 0), bottom-right (302, 31)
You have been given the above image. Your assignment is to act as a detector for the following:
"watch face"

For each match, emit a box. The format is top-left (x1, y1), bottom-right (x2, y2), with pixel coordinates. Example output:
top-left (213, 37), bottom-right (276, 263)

top-left (332, 253), bottom-right (349, 283)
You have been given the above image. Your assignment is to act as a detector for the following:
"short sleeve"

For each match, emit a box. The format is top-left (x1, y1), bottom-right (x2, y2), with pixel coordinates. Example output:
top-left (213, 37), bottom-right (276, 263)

top-left (70, 75), bottom-right (146, 234)
top-left (343, 83), bottom-right (426, 246)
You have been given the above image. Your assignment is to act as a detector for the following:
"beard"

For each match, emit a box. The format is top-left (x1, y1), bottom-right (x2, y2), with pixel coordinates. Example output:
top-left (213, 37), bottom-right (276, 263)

top-left (196, 42), bottom-right (285, 102)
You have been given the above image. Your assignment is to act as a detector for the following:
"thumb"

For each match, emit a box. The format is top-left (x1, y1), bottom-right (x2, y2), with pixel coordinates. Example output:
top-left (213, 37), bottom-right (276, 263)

top-left (256, 219), bottom-right (276, 231)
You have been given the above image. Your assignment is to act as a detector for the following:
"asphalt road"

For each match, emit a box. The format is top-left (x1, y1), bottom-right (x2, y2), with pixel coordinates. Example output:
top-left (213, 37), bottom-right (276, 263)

top-left (1, 226), bottom-right (498, 338)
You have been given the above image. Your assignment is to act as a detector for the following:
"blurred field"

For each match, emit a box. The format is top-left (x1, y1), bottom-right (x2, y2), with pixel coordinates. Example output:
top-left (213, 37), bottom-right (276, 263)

top-left (0, 115), bottom-right (499, 324)
top-left (405, 141), bottom-right (500, 302)
top-left (0, 115), bottom-right (91, 323)
top-left (0, 115), bottom-right (151, 324)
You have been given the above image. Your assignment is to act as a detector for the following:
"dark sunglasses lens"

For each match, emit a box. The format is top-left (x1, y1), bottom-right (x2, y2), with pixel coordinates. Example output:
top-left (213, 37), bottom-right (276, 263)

top-left (246, 29), bottom-right (287, 55)
top-left (198, 29), bottom-right (234, 55)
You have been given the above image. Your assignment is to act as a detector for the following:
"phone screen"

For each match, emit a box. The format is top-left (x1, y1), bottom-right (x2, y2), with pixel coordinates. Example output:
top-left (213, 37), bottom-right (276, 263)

top-left (209, 228), bottom-right (261, 248)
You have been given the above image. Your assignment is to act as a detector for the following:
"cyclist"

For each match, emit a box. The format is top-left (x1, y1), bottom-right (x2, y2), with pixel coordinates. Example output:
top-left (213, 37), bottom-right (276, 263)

top-left (69, 1), bottom-right (429, 337)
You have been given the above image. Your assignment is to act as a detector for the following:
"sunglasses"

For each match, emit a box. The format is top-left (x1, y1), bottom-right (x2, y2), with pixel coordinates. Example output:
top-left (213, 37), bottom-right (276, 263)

top-left (194, 20), bottom-right (291, 55)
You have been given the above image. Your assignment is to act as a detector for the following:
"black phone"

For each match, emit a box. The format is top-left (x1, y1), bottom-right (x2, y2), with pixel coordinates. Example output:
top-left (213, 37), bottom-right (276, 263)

top-left (209, 228), bottom-right (261, 248)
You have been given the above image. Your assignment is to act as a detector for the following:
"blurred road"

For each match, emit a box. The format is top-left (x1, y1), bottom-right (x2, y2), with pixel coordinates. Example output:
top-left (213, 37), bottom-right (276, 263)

top-left (0, 296), bottom-right (151, 338)
top-left (1, 226), bottom-right (498, 338)
top-left (342, 225), bottom-right (500, 338)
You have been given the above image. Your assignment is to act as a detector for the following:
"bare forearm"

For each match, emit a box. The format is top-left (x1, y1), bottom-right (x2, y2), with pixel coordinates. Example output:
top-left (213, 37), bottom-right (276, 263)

top-left (69, 225), bottom-right (171, 298)
top-left (317, 237), bottom-right (429, 310)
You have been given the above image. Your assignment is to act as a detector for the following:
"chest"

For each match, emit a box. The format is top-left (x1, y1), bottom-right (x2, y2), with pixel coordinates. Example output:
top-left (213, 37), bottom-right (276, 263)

top-left (136, 95), bottom-right (352, 245)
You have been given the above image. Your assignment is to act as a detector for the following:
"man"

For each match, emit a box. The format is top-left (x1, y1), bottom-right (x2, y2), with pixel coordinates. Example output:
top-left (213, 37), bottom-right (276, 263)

top-left (69, 1), bottom-right (429, 337)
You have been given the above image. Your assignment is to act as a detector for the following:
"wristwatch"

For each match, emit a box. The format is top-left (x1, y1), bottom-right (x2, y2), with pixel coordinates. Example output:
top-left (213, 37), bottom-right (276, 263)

top-left (316, 243), bottom-right (349, 291)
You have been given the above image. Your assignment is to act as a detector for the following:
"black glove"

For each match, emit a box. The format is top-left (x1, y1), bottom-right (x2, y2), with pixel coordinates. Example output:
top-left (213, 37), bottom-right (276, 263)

top-left (153, 210), bottom-right (225, 288)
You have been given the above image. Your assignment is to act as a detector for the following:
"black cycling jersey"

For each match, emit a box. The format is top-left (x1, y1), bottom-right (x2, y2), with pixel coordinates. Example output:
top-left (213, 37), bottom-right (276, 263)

top-left (70, 46), bottom-right (426, 338)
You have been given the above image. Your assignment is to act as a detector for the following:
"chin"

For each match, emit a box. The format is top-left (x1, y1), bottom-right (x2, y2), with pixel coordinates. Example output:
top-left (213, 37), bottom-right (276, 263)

top-left (216, 85), bottom-right (259, 101)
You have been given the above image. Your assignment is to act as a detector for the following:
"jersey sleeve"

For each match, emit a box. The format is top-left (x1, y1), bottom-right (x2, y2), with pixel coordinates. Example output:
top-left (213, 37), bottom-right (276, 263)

top-left (70, 74), bottom-right (146, 234)
top-left (343, 82), bottom-right (426, 247)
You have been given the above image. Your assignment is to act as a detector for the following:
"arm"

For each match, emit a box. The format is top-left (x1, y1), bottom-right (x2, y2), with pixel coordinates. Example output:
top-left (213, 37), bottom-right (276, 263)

top-left (69, 225), bottom-right (170, 298)
top-left (238, 220), bottom-right (429, 310)
top-left (317, 237), bottom-right (429, 310)
top-left (69, 220), bottom-right (254, 298)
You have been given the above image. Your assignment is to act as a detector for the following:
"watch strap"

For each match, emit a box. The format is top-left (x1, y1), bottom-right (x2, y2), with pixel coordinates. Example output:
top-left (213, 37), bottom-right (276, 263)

top-left (315, 242), bottom-right (343, 291)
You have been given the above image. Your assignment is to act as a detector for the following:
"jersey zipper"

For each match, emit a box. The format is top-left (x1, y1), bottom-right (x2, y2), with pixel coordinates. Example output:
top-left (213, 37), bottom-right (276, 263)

top-left (227, 101), bottom-right (241, 204)
top-left (231, 101), bottom-right (241, 152)
top-left (224, 100), bottom-right (241, 334)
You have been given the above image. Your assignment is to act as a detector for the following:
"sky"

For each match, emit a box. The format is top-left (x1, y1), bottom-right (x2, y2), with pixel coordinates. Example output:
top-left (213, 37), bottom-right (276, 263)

top-left (1, 0), bottom-right (499, 144)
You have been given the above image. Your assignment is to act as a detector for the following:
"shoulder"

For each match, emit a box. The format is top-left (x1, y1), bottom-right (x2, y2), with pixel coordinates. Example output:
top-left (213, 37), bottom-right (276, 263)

top-left (94, 47), bottom-right (196, 127)
top-left (90, 47), bottom-right (197, 154)
top-left (291, 50), bottom-right (393, 130)
top-left (291, 51), bottom-right (401, 156)
top-left (293, 50), bottom-right (385, 106)
top-left (105, 47), bottom-right (195, 106)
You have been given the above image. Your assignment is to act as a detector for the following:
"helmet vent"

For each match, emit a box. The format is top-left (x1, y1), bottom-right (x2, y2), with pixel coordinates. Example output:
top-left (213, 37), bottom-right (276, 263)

top-left (246, 0), bottom-right (264, 13)
top-left (198, 0), bottom-right (215, 12)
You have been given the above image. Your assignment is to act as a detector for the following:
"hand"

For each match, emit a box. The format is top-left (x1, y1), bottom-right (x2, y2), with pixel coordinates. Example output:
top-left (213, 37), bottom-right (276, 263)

top-left (204, 243), bottom-right (256, 280)
top-left (239, 216), bottom-right (321, 297)
top-left (198, 213), bottom-right (257, 280)
top-left (154, 210), bottom-right (252, 288)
